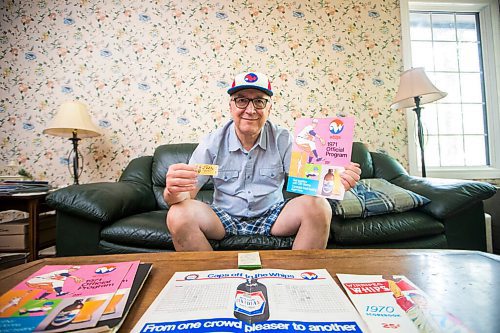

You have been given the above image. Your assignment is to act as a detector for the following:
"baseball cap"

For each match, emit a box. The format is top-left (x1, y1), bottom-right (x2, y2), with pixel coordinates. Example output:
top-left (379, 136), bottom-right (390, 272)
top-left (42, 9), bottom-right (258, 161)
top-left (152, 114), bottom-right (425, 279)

top-left (227, 72), bottom-right (273, 96)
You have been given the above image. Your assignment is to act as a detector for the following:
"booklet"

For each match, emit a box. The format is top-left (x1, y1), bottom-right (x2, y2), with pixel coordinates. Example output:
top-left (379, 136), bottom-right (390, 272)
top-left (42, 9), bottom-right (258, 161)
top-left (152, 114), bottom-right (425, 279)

top-left (337, 274), bottom-right (472, 333)
top-left (0, 261), bottom-right (144, 333)
top-left (131, 268), bottom-right (369, 333)
top-left (287, 116), bottom-right (355, 200)
top-left (99, 261), bottom-right (140, 321)
top-left (91, 263), bottom-right (152, 333)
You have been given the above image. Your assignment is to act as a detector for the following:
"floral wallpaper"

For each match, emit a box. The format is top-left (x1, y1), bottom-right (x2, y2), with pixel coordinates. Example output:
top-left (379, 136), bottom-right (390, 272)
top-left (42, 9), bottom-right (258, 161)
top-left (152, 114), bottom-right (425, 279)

top-left (0, 0), bottom-right (406, 189)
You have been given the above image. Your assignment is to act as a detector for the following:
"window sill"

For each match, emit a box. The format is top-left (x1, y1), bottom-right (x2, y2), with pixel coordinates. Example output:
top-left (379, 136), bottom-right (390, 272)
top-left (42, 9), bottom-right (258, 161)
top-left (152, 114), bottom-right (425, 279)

top-left (421, 166), bottom-right (500, 180)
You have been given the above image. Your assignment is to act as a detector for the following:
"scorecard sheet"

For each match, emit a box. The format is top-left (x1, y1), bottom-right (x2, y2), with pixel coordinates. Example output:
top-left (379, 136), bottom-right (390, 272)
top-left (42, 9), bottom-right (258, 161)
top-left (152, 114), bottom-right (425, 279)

top-left (132, 268), bottom-right (369, 333)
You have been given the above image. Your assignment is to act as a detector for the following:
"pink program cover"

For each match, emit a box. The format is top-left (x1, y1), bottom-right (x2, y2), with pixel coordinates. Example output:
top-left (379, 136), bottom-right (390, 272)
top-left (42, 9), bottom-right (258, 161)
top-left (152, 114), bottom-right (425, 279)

top-left (288, 116), bottom-right (355, 200)
top-left (16, 262), bottom-right (136, 298)
top-left (99, 261), bottom-right (140, 321)
top-left (292, 117), bottom-right (355, 166)
top-left (0, 261), bottom-right (139, 333)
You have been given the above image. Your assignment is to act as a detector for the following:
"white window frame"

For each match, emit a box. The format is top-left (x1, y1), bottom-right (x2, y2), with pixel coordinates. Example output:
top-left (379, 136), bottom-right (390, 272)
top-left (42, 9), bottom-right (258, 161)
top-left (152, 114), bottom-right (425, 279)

top-left (400, 0), bottom-right (500, 179)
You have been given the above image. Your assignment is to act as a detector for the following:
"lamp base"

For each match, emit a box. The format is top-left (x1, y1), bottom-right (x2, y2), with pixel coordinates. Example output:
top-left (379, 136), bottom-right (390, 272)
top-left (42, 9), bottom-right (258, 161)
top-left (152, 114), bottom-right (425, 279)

top-left (68, 132), bottom-right (83, 185)
top-left (413, 96), bottom-right (426, 177)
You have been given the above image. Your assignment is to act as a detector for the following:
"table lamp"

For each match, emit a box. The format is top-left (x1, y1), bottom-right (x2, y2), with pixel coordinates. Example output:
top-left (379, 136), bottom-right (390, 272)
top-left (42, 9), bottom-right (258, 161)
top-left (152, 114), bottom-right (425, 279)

top-left (391, 67), bottom-right (447, 177)
top-left (43, 101), bottom-right (101, 185)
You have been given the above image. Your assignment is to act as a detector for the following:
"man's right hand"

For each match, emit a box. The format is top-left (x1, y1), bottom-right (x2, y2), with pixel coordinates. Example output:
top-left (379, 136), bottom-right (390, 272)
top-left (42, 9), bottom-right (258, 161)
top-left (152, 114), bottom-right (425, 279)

top-left (164, 163), bottom-right (198, 204)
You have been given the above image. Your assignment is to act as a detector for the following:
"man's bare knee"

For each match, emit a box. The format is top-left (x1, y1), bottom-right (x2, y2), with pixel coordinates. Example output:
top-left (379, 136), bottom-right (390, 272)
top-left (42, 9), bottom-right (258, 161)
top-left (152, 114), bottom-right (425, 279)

top-left (166, 199), bottom-right (225, 242)
top-left (288, 196), bottom-right (332, 250)
top-left (313, 196), bottom-right (332, 218)
top-left (298, 196), bottom-right (331, 220)
top-left (166, 201), bottom-right (194, 233)
top-left (166, 200), bottom-right (219, 251)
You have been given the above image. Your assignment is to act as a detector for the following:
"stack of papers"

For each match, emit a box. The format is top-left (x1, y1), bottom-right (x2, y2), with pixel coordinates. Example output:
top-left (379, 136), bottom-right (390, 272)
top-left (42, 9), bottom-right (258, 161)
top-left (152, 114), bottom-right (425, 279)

top-left (0, 181), bottom-right (52, 195)
top-left (0, 261), bottom-right (151, 332)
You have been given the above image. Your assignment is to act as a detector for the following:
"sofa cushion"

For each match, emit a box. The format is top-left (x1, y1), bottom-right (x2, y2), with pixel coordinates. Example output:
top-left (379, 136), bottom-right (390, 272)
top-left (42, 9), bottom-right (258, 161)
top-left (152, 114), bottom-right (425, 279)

top-left (99, 210), bottom-right (295, 251)
top-left (217, 235), bottom-right (294, 250)
top-left (330, 178), bottom-right (430, 219)
top-left (327, 234), bottom-right (447, 249)
top-left (332, 210), bottom-right (445, 245)
top-left (100, 210), bottom-right (174, 250)
top-left (98, 240), bottom-right (173, 254)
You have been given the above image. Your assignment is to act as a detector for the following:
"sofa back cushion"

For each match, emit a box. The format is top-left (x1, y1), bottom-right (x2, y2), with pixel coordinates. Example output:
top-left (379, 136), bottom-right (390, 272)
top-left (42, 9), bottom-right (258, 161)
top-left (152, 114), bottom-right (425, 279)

top-left (152, 143), bottom-right (194, 209)
top-left (152, 143), bottom-right (215, 209)
top-left (351, 142), bottom-right (374, 179)
top-left (119, 156), bottom-right (153, 185)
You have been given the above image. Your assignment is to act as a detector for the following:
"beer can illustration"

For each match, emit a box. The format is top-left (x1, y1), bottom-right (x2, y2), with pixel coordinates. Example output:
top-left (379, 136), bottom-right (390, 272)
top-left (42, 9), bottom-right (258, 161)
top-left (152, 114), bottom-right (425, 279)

top-left (45, 299), bottom-right (84, 330)
top-left (234, 278), bottom-right (270, 323)
top-left (321, 169), bottom-right (334, 196)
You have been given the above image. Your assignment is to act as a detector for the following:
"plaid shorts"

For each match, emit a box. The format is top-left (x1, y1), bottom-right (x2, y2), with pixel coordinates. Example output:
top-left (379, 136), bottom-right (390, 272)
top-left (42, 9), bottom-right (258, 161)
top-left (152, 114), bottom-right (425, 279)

top-left (210, 200), bottom-right (289, 236)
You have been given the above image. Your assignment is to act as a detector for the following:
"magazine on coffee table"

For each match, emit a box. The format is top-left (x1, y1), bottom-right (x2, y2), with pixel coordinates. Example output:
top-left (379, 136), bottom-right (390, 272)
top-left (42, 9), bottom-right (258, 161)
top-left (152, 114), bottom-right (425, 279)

top-left (0, 261), bottom-right (151, 333)
top-left (287, 116), bottom-right (355, 200)
top-left (131, 268), bottom-right (369, 333)
top-left (92, 263), bottom-right (152, 333)
top-left (337, 274), bottom-right (472, 333)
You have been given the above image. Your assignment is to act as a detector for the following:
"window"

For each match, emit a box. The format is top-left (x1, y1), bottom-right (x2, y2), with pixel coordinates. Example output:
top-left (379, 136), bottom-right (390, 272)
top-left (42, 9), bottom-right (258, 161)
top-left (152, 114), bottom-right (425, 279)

top-left (400, 0), bottom-right (500, 179)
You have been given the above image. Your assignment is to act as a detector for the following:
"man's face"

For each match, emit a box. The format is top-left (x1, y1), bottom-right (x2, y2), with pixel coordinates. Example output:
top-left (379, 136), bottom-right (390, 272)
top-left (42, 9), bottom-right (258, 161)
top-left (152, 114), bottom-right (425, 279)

top-left (229, 88), bottom-right (272, 138)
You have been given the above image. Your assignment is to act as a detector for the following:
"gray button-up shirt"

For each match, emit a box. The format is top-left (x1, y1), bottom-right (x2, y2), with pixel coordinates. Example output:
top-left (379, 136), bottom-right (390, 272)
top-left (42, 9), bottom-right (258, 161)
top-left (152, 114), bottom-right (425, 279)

top-left (189, 120), bottom-right (292, 218)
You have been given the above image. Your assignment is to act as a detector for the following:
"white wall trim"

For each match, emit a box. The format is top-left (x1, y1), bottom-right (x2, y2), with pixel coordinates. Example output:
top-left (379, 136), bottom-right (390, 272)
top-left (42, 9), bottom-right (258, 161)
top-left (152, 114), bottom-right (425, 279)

top-left (479, 0), bottom-right (500, 176)
top-left (399, 0), bottom-right (419, 176)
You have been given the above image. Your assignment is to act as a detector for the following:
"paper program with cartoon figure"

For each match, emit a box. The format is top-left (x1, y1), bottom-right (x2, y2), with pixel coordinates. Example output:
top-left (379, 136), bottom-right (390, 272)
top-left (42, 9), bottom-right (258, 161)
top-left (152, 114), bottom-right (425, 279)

top-left (0, 261), bottom-right (141, 333)
top-left (287, 116), bottom-right (355, 200)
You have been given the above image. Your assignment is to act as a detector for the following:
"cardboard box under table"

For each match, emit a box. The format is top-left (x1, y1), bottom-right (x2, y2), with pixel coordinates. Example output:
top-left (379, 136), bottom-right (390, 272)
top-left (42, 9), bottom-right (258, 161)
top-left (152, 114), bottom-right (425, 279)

top-left (0, 215), bottom-right (56, 251)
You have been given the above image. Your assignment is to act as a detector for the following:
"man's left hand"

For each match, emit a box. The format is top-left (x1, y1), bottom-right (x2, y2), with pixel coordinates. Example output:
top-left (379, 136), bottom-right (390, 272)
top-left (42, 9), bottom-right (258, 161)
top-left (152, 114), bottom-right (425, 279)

top-left (341, 162), bottom-right (361, 191)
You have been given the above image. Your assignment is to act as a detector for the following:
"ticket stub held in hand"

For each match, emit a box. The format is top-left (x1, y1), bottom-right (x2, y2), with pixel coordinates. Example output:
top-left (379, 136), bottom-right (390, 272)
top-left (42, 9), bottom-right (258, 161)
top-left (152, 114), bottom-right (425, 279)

top-left (194, 164), bottom-right (219, 176)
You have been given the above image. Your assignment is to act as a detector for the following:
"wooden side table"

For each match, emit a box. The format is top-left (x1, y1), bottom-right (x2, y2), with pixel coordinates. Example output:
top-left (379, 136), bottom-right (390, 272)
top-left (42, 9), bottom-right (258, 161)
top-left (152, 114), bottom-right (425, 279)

top-left (0, 193), bottom-right (55, 261)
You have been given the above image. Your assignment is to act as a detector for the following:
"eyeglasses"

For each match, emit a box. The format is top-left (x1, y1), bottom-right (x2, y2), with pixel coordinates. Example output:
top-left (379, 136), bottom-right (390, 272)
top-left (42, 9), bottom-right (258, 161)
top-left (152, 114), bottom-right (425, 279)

top-left (232, 97), bottom-right (270, 110)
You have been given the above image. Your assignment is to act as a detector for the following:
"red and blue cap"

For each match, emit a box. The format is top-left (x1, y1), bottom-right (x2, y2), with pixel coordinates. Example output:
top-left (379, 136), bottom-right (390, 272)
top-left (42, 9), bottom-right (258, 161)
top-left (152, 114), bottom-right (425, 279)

top-left (227, 72), bottom-right (273, 96)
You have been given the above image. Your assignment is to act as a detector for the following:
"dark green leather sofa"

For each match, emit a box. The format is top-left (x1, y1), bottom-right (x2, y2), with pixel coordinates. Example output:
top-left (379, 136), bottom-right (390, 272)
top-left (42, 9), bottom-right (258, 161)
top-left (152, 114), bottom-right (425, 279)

top-left (47, 142), bottom-right (497, 256)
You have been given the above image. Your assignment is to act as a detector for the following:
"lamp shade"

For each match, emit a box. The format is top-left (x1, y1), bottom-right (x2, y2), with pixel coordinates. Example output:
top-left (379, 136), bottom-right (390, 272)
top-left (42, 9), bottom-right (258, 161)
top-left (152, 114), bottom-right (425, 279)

top-left (391, 67), bottom-right (447, 109)
top-left (43, 101), bottom-right (101, 138)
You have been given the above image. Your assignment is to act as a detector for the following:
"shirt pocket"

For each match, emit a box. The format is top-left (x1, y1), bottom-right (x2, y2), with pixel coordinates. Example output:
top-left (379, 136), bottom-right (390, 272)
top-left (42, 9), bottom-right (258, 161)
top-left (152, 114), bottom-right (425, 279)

top-left (254, 166), bottom-right (284, 196)
top-left (213, 170), bottom-right (240, 195)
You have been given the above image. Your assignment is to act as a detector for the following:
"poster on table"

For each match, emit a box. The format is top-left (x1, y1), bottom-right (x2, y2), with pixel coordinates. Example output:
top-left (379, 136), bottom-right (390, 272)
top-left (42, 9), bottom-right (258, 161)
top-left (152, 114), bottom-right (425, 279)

top-left (132, 268), bottom-right (369, 333)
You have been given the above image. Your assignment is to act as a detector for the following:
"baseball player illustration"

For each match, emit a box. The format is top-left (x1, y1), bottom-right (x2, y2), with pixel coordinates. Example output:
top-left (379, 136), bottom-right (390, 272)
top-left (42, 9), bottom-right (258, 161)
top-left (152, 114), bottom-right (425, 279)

top-left (295, 118), bottom-right (326, 163)
top-left (0, 296), bottom-right (22, 314)
top-left (25, 266), bottom-right (84, 299)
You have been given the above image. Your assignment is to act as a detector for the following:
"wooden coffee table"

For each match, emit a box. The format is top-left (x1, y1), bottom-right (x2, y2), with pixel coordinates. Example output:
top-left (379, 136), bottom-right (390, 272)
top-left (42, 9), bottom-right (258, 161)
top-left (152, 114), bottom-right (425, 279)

top-left (0, 249), bottom-right (498, 332)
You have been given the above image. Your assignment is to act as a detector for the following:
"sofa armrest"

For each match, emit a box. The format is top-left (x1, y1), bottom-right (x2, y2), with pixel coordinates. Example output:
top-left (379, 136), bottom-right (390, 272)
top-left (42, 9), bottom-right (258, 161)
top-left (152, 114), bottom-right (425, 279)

top-left (391, 175), bottom-right (496, 220)
top-left (46, 181), bottom-right (157, 224)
